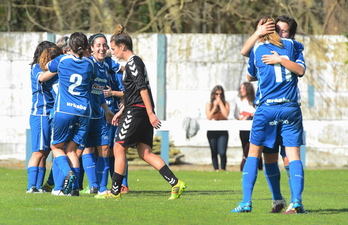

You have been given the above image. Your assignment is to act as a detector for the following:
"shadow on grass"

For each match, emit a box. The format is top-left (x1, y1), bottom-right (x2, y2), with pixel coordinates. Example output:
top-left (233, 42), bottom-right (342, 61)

top-left (129, 190), bottom-right (241, 196)
top-left (306, 208), bottom-right (348, 214)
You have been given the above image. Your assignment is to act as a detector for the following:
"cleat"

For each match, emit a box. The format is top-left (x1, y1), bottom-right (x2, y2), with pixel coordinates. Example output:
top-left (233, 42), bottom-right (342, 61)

top-left (282, 200), bottom-right (307, 214)
top-left (80, 186), bottom-right (98, 194)
top-left (26, 186), bottom-right (40, 193)
top-left (95, 192), bottom-right (121, 199)
top-left (270, 198), bottom-right (287, 213)
top-left (97, 190), bottom-right (110, 195)
top-left (40, 182), bottom-right (54, 193)
top-left (68, 188), bottom-right (80, 197)
top-left (62, 170), bottom-right (76, 195)
top-left (121, 185), bottom-right (130, 194)
top-left (231, 202), bottom-right (252, 213)
top-left (168, 180), bottom-right (186, 200)
top-left (51, 190), bottom-right (66, 196)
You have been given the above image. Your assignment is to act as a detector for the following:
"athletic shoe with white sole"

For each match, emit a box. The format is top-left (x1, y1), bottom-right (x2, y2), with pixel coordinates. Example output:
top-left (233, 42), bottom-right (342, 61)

top-left (62, 170), bottom-right (76, 195)
top-left (231, 202), bottom-right (252, 213)
top-left (40, 182), bottom-right (54, 193)
top-left (270, 198), bottom-right (287, 213)
top-left (26, 186), bottom-right (40, 193)
top-left (94, 192), bottom-right (121, 199)
top-left (68, 188), bottom-right (80, 197)
top-left (282, 200), bottom-right (307, 214)
top-left (80, 186), bottom-right (98, 194)
top-left (51, 190), bottom-right (66, 196)
top-left (168, 180), bottom-right (186, 200)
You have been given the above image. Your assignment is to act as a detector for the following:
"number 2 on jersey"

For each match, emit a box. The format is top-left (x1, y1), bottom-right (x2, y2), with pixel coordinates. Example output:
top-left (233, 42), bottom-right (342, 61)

top-left (68, 74), bottom-right (83, 95)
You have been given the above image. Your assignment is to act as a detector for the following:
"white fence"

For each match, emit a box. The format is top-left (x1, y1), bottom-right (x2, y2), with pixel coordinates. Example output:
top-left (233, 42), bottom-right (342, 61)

top-left (1, 32), bottom-right (348, 167)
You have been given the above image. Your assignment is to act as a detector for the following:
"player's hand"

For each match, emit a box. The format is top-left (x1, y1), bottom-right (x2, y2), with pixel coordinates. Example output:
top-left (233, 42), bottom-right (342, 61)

top-left (103, 85), bottom-right (112, 98)
top-left (256, 20), bottom-right (275, 37)
top-left (111, 111), bottom-right (122, 126)
top-left (105, 110), bottom-right (114, 124)
top-left (149, 113), bottom-right (161, 129)
top-left (262, 51), bottom-right (281, 65)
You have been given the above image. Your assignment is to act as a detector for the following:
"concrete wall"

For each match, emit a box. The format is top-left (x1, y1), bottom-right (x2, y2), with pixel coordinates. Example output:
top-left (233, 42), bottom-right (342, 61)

top-left (1, 32), bottom-right (348, 167)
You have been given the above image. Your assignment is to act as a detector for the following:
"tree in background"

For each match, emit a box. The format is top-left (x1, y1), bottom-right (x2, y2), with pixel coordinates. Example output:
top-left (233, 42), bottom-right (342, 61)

top-left (0, 0), bottom-right (347, 35)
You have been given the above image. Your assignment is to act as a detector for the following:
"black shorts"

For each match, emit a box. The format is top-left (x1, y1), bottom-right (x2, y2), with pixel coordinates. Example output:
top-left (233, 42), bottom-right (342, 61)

top-left (115, 106), bottom-right (153, 148)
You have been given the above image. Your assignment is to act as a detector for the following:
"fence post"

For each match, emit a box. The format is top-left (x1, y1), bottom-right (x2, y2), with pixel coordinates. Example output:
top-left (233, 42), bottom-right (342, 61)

top-left (156, 34), bottom-right (169, 165)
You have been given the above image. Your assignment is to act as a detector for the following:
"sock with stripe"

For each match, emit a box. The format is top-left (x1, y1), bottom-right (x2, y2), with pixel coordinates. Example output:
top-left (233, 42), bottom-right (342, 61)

top-left (159, 165), bottom-right (178, 187)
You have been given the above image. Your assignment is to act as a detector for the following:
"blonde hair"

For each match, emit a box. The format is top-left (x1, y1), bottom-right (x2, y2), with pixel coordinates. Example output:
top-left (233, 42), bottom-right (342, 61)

top-left (110, 24), bottom-right (133, 52)
top-left (258, 16), bottom-right (283, 48)
top-left (39, 46), bottom-right (63, 71)
top-left (113, 24), bottom-right (125, 35)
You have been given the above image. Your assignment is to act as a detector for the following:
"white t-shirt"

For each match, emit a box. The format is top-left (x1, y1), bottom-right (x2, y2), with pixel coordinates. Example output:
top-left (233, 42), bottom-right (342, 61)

top-left (233, 97), bottom-right (256, 120)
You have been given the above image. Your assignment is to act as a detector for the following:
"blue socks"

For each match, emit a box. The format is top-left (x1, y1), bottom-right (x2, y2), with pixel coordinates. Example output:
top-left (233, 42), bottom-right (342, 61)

top-left (97, 157), bottom-right (109, 192)
top-left (242, 156), bottom-right (259, 203)
top-left (36, 167), bottom-right (46, 189)
top-left (289, 160), bottom-right (304, 202)
top-left (27, 166), bottom-right (38, 190)
top-left (122, 159), bottom-right (129, 187)
top-left (264, 162), bottom-right (283, 200)
top-left (52, 159), bottom-right (64, 191)
top-left (82, 153), bottom-right (98, 189)
top-left (55, 156), bottom-right (71, 177)
top-left (71, 167), bottom-right (80, 190)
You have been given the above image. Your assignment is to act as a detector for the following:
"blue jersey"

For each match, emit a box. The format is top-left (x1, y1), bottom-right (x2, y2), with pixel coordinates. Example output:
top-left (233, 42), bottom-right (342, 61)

top-left (248, 39), bottom-right (299, 106)
top-left (89, 56), bottom-right (109, 119)
top-left (105, 57), bottom-right (124, 113)
top-left (48, 54), bottom-right (95, 117)
top-left (30, 63), bottom-right (58, 115)
top-left (293, 40), bottom-right (306, 72)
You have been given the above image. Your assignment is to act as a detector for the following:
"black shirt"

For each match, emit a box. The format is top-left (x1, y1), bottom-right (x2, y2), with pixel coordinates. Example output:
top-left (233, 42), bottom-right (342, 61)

top-left (123, 55), bottom-right (155, 109)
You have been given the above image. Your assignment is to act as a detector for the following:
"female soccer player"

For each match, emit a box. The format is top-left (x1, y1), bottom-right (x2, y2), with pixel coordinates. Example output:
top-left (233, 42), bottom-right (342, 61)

top-left (48, 32), bottom-right (96, 196)
top-left (79, 33), bottom-right (114, 195)
top-left (231, 16), bottom-right (306, 214)
top-left (103, 58), bottom-right (130, 193)
top-left (240, 15), bottom-right (306, 213)
top-left (95, 24), bottom-right (186, 199)
top-left (27, 41), bottom-right (57, 193)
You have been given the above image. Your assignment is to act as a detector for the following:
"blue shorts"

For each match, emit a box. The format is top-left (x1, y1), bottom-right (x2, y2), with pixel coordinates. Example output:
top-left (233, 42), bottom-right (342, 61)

top-left (106, 122), bottom-right (118, 147)
top-left (29, 115), bottom-right (51, 152)
top-left (250, 102), bottom-right (303, 149)
top-left (51, 112), bottom-right (90, 149)
top-left (85, 118), bottom-right (109, 147)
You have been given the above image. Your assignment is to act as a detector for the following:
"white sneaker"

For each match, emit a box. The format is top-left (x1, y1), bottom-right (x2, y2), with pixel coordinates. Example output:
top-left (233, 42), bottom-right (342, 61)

top-left (51, 190), bottom-right (66, 196)
top-left (97, 190), bottom-right (110, 195)
top-left (26, 186), bottom-right (41, 193)
top-left (284, 203), bottom-right (293, 212)
top-left (270, 198), bottom-right (287, 213)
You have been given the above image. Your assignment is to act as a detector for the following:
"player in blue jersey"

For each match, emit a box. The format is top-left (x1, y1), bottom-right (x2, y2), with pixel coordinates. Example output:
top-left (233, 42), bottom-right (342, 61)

top-left (95, 24), bottom-right (186, 200)
top-left (232, 16), bottom-right (306, 214)
top-left (103, 58), bottom-right (130, 193)
top-left (79, 33), bottom-right (114, 195)
top-left (27, 41), bottom-right (57, 193)
top-left (240, 15), bottom-right (306, 213)
top-left (48, 32), bottom-right (96, 196)
top-left (40, 37), bottom-right (73, 193)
